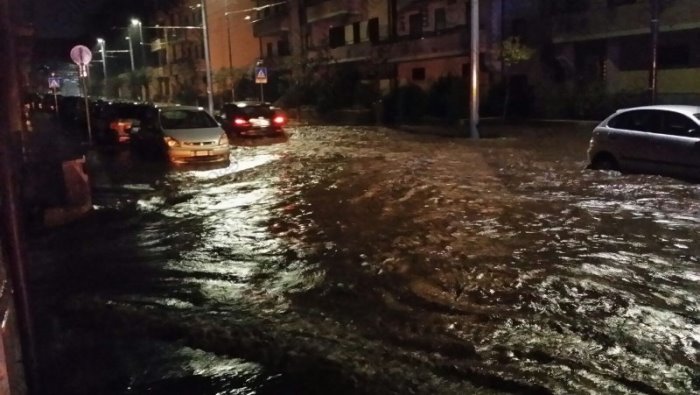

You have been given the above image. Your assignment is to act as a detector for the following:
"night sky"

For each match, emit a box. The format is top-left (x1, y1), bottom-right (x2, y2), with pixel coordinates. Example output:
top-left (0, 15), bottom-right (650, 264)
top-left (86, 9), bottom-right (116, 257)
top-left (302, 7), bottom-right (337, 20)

top-left (33, 0), bottom-right (108, 38)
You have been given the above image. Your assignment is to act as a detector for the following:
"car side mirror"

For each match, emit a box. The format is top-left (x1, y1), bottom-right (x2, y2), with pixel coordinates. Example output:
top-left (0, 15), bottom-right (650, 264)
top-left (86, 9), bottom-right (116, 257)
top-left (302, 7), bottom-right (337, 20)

top-left (688, 128), bottom-right (699, 137)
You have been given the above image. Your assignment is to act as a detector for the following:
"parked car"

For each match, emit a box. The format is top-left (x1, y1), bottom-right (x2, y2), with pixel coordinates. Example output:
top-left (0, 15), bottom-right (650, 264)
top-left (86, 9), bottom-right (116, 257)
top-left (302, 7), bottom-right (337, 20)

top-left (93, 101), bottom-right (150, 144)
top-left (587, 105), bottom-right (700, 179)
top-left (218, 101), bottom-right (287, 137)
top-left (131, 105), bottom-right (230, 164)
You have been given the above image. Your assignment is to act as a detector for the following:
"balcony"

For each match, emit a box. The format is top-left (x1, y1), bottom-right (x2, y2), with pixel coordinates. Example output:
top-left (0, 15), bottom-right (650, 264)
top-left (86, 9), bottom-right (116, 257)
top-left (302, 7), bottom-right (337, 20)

top-left (328, 41), bottom-right (373, 63)
top-left (387, 30), bottom-right (469, 62)
top-left (306, 0), bottom-right (361, 23)
top-left (552, 0), bottom-right (700, 43)
top-left (252, 13), bottom-right (290, 37)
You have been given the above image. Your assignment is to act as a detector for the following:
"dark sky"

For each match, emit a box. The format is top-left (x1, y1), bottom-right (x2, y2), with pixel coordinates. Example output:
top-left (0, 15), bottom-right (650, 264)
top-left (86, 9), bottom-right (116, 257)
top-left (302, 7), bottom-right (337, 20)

top-left (33, 0), bottom-right (108, 38)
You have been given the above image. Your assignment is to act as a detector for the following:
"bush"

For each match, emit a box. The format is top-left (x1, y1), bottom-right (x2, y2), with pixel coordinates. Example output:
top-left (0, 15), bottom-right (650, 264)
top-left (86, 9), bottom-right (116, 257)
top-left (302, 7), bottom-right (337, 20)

top-left (427, 75), bottom-right (469, 121)
top-left (382, 84), bottom-right (427, 123)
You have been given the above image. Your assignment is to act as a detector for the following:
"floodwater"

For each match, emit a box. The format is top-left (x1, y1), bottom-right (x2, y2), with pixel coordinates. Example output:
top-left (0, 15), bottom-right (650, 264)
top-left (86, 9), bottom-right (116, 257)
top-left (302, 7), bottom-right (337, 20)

top-left (29, 125), bottom-right (699, 394)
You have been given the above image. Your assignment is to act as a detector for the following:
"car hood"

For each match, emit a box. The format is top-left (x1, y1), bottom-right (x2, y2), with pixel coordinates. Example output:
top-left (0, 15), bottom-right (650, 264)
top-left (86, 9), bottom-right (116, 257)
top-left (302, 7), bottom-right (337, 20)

top-left (163, 127), bottom-right (224, 143)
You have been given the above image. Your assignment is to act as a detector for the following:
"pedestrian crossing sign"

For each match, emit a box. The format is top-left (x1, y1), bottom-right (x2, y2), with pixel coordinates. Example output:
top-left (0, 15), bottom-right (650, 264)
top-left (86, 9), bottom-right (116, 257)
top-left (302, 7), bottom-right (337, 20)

top-left (255, 67), bottom-right (268, 84)
top-left (48, 77), bottom-right (61, 89)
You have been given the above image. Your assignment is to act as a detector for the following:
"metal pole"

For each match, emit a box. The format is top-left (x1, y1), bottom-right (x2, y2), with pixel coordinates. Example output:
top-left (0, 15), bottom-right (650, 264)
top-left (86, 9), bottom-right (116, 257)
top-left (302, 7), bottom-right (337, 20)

top-left (225, 0), bottom-right (235, 101)
top-left (127, 37), bottom-right (135, 71)
top-left (80, 68), bottom-right (93, 145)
top-left (200, 0), bottom-right (214, 114)
top-left (649, 0), bottom-right (659, 105)
top-left (470, 0), bottom-right (480, 139)
top-left (100, 42), bottom-right (107, 79)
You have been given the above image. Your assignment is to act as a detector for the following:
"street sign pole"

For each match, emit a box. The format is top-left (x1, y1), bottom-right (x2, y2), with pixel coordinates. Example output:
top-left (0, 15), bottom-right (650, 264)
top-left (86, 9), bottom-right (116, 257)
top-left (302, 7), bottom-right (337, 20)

top-left (255, 65), bottom-right (268, 102)
top-left (53, 88), bottom-right (58, 115)
top-left (70, 45), bottom-right (93, 145)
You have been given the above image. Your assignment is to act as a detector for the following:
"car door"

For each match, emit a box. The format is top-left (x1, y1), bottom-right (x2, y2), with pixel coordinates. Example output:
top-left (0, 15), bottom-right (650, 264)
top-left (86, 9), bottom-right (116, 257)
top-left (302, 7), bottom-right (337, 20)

top-left (605, 110), bottom-right (661, 172)
top-left (654, 111), bottom-right (700, 178)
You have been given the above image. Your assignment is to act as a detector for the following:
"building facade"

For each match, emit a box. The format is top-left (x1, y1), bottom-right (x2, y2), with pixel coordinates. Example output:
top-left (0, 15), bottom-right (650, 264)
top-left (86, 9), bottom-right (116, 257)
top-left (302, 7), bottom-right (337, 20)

top-left (147, 0), bottom-right (260, 104)
top-left (548, 0), bottom-right (700, 102)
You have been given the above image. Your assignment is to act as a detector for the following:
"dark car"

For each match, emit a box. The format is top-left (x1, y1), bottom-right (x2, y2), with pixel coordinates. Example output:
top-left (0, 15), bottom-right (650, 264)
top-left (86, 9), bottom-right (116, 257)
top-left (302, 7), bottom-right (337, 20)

top-left (218, 101), bottom-right (287, 137)
top-left (93, 101), bottom-right (151, 144)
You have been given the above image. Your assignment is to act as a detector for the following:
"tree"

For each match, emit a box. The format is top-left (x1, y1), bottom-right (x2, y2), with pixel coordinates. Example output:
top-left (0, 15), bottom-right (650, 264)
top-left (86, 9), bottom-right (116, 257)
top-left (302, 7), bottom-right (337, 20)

top-left (500, 36), bottom-right (534, 118)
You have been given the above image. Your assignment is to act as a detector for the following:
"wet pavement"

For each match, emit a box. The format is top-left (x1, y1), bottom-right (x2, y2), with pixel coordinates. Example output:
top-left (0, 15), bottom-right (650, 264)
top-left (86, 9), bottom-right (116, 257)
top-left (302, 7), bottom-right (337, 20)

top-left (28, 124), bottom-right (700, 394)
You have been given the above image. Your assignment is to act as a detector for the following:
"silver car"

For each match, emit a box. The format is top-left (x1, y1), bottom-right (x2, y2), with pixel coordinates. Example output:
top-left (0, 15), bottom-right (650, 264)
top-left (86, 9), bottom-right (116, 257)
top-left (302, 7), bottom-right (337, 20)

top-left (587, 105), bottom-right (700, 179)
top-left (131, 105), bottom-right (231, 164)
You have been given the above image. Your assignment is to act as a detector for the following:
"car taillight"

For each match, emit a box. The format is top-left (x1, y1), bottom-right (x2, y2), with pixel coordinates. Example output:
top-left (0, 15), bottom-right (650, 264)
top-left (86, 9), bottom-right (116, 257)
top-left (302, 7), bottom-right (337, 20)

top-left (233, 117), bottom-right (249, 126)
top-left (273, 115), bottom-right (286, 125)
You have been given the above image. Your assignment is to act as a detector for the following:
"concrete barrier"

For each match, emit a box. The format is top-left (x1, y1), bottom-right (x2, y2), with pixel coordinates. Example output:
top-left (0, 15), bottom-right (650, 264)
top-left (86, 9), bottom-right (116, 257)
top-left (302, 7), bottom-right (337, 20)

top-left (43, 156), bottom-right (92, 228)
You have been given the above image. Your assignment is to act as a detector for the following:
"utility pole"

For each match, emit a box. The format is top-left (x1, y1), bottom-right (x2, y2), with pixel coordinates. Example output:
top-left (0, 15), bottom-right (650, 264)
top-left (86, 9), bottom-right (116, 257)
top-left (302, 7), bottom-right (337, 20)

top-left (470, 0), bottom-right (480, 139)
top-left (648, 0), bottom-right (660, 105)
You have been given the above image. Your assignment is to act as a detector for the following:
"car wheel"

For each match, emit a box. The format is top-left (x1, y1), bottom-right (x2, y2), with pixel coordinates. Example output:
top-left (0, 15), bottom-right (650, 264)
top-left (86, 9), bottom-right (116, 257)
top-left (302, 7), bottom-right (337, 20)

top-left (591, 154), bottom-right (618, 171)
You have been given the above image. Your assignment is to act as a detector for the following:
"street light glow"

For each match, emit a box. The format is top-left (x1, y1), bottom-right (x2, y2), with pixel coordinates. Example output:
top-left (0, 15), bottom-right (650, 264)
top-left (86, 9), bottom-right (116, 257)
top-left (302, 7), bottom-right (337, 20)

top-left (131, 18), bottom-right (141, 26)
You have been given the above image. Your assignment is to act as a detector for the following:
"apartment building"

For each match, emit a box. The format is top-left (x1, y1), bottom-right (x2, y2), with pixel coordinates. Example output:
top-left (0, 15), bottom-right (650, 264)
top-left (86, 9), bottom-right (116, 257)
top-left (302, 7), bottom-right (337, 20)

top-left (148, 0), bottom-right (259, 103)
top-left (549, 0), bottom-right (700, 101)
top-left (252, 0), bottom-right (504, 96)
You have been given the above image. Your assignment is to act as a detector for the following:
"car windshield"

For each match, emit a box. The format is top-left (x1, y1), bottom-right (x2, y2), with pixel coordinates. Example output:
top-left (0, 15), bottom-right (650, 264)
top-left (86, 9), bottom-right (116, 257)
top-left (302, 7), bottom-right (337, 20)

top-left (160, 109), bottom-right (218, 129)
top-left (226, 104), bottom-right (274, 117)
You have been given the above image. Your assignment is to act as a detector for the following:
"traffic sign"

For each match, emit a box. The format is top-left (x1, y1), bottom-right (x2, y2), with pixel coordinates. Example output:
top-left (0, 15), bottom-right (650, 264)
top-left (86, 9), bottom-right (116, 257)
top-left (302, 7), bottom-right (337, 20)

top-left (48, 77), bottom-right (61, 89)
top-left (255, 67), bottom-right (268, 84)
top-left (70, 45), bottom-right (92, 66)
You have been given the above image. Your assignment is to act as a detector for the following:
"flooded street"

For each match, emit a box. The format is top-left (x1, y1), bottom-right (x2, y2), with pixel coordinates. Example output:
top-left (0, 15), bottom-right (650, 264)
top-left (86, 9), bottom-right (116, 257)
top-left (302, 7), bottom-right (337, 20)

top-left (29, 125), bottom-right (699, 394)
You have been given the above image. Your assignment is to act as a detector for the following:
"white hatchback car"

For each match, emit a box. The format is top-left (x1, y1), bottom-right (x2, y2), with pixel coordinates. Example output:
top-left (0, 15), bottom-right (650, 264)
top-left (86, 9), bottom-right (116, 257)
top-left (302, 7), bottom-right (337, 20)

top-left (132, 105), bottom-right (231, 164)
top-left (587, 105), bottom-right (700, 179)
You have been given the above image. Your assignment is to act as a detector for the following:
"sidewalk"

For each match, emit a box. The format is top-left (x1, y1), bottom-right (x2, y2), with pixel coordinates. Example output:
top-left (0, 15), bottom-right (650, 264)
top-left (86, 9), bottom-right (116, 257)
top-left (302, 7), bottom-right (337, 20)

top-left (395, 118), bottom-right (598, 138)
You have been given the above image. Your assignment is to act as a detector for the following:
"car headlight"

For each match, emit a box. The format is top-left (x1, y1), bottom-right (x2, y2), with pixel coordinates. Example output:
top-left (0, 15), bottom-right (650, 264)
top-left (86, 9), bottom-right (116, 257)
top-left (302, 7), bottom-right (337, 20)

top-left (218, 133), bottom-right (229, 146)
top-left (164, 136), bottom-right (180, 148)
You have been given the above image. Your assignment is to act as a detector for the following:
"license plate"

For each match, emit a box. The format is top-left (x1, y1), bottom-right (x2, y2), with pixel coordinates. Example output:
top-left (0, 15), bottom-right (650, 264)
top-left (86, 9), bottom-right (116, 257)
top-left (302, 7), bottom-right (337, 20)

top-left (251, 118), bottom-right (270, 127)
top-left (194, 150), bottom-right (210, 156)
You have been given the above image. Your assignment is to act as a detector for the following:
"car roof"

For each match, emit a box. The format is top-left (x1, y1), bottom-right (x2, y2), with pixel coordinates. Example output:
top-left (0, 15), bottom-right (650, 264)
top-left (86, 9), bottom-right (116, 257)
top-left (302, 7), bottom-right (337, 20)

top-left (616, 105), bottom-right (700, 116)
top-left (223, 101), bottom-right (272, 107)
top-left (157, 105), bottom-right (207, 112)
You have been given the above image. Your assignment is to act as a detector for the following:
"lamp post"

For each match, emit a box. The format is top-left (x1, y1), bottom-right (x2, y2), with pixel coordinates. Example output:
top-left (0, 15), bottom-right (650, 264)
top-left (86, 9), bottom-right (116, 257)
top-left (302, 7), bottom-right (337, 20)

top-left (225, 0), bottom-right (234, 101)
top-left (131, 18), bottom-right (147, 68)
top-left (97, 38), bottom-right (107, 79)
top-left (198, 0), bottom-right (214, 114)
top-left (126, 36), bottom-right (135, 71)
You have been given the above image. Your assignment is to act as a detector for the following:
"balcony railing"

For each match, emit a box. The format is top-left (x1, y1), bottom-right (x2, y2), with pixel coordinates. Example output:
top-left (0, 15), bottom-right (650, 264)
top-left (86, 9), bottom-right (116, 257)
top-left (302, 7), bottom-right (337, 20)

top-left (387, 30), bottom-right (470, 62)
top-left (306, 0), bottom-right (361, 23)
top-left (252, 13), bottom-right (290, 37)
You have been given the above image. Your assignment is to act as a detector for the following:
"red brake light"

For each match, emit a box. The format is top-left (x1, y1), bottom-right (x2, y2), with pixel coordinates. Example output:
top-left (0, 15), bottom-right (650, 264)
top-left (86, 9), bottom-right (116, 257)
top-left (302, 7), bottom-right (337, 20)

top-left (273, 115), bottom-right (286, 125)
top-left (233, 117), bottom-right (249, 126)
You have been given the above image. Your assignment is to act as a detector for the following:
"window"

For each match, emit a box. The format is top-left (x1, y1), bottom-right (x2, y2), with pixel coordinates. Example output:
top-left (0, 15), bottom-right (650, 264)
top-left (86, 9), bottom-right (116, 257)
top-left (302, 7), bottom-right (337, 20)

top-left (434, 8), bottom-right (446, 31)
top-left (266, 42), bottom-right (273, 57)
top-left (278, 40), bottom-right (291, 56)
top-left (411, 67), bottom-right (426, 81)
top-left (353, 22), bottom-right (361, 44)
top-left (409, 13), bottom-right (423, 37)
top-left (661, 112), bottom-right (698, 136)
top-left (329, 26), bottom-right (345, 48)
top-left (608, 110), bottom-right (659, 132)
top-left (511, 18), bottom-right (527, 42)
top-left (608, 0), bottom-right (636, 6)
top-left (659, 45), bottom-right (690, 69)
top-left (367, 18), bottom-right (379, 43)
